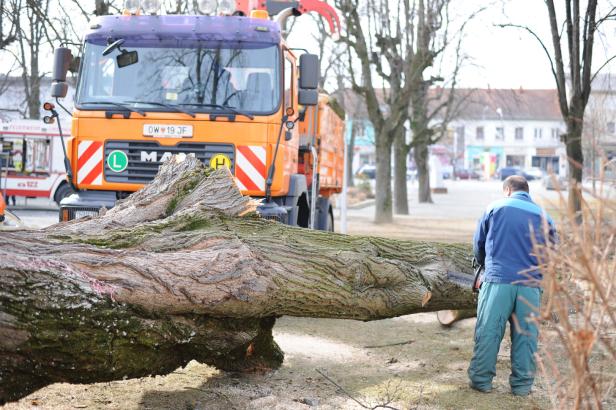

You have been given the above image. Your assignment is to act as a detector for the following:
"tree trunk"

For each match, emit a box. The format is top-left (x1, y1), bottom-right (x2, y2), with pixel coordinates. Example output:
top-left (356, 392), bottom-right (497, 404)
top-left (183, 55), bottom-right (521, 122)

top-left (565, 118), bottom-right (584, 216)
top-left (394, 131), bottom-right (409, 215)
top-left (414, 143), bottom-right (433, 203)
top-left (374, 135), bottom-right (393, 223)
top-left (346, 122), bottom-right (356, 188)
top-left (94, 0), bottom-right (110, 15)
top-left (27, 59), bottom-right (40, 120)
top-left (0, 157), bottom-right (476, 403)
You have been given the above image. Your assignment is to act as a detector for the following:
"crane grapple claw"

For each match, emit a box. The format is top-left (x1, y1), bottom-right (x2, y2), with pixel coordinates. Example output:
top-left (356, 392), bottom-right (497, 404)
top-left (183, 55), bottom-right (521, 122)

top-left (235, 0), bottom-right (340, 35)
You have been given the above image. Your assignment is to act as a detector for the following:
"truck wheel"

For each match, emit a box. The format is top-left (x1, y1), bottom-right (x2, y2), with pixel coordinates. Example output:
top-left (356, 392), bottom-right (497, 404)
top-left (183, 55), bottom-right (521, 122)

top-left (54, 183), bottom-right (75, 205)
top-left (326, 210), bottom-right (334, 232)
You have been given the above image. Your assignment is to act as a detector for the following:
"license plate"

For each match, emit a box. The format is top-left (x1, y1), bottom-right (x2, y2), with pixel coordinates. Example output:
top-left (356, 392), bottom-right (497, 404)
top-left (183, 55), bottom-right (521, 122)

top-left (143, 124), bottom-right (193, 138)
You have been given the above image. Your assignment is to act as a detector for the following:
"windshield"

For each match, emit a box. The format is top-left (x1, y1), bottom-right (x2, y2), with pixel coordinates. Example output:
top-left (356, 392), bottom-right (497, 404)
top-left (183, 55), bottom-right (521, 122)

top-left (76, 40), bottom-right (281, 115)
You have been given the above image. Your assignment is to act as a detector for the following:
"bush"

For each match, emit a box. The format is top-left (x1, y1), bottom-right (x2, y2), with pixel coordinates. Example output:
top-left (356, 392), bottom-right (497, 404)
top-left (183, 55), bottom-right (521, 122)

top-left (533, 160), bottom-right (616, 409)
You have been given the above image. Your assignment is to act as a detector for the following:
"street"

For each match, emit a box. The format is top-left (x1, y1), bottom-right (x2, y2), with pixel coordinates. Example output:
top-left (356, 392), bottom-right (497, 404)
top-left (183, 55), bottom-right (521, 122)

top-left (10, 179), bottom-right (606, 240)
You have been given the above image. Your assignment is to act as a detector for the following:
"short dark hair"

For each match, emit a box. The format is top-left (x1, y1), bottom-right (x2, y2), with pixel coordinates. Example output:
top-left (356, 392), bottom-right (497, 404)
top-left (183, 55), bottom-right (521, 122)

top-left (503, 175), bottom-right (529, 193)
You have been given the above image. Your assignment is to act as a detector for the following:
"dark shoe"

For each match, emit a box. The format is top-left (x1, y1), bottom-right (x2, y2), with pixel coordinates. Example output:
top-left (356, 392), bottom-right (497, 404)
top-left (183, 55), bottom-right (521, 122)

top-left (512, 389), bottom-right (531, 397)
top-left (469, 382), bottom-right (492, 393)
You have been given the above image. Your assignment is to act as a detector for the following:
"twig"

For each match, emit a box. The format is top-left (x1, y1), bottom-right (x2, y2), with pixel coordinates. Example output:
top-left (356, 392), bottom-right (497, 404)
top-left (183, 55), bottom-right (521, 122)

top-left (315, 368), bottom-right (400, 410)
top-left (364, 339), bottom-right (415, 348)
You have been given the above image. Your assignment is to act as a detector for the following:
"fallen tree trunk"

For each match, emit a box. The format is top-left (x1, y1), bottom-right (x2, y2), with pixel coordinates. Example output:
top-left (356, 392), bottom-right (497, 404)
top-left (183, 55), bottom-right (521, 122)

top-left (0, 156), bottom-right (476, 403)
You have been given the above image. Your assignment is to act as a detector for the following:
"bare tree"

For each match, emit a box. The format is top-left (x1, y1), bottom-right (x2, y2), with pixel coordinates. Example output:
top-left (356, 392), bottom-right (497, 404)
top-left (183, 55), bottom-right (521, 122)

top-left (0, 0), bottom-right (19, 49)
top-left (335, 1), bottom-right (426, 222)
top-left (334, 0), bottom-right (471, 221)
top-left (501, 1), bottom-right (615, 214)
top-left (11, 0), bottom-right (54, 119)
top-left (393, 3), bottom-right (482, 211)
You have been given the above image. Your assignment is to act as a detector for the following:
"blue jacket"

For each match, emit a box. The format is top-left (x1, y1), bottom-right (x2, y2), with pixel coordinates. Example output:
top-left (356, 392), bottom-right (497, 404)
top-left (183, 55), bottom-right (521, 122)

top-left (473, 191), bottom-right (556, 286)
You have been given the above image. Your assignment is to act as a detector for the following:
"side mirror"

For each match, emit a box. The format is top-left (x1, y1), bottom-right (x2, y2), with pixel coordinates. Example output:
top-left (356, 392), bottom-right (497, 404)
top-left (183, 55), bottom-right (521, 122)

top-left (299, 54), bottom-right (319, 90)
top-left (51, 47), bottom-right (72, 98)
top-left (298, 89), bottom-right (318, 106)
top-left (53, 47), bottom-right (72, 82)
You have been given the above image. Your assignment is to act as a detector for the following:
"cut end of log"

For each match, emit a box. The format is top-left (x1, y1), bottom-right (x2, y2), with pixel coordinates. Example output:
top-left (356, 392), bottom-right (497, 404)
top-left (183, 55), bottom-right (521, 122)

top-left (436, 309), bottom-right (477, 327)
top-left (421, 291), bottom-right (432, 307)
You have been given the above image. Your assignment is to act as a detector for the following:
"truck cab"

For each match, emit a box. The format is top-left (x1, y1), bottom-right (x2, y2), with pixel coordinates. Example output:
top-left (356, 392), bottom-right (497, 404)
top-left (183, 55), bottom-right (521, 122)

top-left (52, 3), bottom-right (343, 229)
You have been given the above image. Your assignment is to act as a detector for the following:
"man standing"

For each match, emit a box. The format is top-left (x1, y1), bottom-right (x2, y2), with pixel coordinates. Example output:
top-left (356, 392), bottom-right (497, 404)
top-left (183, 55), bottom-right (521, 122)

top-left (468, 175), bottom-right (556, 396)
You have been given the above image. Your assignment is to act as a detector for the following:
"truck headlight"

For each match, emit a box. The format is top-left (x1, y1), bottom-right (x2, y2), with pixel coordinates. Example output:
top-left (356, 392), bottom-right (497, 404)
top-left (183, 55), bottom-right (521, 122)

top-left (197, 0), bottom-right (217, 14)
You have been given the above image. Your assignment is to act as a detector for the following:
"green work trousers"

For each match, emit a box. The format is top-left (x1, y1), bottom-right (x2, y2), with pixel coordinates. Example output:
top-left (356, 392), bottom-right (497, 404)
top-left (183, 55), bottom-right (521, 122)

top-left (467, 282), bottom-right (541, 395)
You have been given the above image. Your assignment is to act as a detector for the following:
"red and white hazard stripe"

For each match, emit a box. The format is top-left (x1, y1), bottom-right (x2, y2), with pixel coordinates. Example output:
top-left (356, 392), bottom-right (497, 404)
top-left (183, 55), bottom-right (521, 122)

top-left (77, 140), bottom-right (103, 186)
top-left (235, 145), bottom-right (266, 192)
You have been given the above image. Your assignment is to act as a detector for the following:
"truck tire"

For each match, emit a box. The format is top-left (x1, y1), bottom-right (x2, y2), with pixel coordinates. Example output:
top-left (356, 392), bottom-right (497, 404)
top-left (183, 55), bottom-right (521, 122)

top-left (325, 209), bottom-right (334, 232)
top-left (315, 197), bottom-right (333, 231)
top-left (53, 183), bottom-right (75, 205)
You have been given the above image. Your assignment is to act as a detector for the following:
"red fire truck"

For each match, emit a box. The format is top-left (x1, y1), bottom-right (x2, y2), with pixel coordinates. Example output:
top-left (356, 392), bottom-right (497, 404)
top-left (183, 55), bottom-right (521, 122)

top-left (0, 120), bottom-right (74, 204)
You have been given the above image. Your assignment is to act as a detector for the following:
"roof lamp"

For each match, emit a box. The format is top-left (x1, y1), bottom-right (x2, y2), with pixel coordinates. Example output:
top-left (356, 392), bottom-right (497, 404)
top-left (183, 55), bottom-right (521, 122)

top-left (218, 0), bottom-right (234, 15)
top-left (141, 0), bottom-right (160, 14)
top-left (123, 0), bottom-right (141, 15)
top-left (250, 10), bottom-right (268, 19)
top-left (197, 0), bottom-right (217, 14)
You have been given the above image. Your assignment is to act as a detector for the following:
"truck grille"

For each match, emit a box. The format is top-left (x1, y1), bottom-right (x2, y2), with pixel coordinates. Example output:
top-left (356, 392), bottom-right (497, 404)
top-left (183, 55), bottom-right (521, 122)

top-left (104, 140), bottom-right (235, 184)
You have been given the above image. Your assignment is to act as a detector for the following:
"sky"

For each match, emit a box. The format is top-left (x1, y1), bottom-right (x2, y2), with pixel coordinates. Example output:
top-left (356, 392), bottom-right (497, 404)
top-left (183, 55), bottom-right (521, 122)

top-left (287, 0), bottom-right (616, 90)
top-left (3, 0), bottom-right (616, 92)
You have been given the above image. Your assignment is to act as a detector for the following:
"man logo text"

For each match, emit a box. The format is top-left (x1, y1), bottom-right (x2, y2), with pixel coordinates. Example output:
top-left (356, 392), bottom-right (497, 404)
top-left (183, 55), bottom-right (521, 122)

top-left (140, 152), bottom-right (196, 162)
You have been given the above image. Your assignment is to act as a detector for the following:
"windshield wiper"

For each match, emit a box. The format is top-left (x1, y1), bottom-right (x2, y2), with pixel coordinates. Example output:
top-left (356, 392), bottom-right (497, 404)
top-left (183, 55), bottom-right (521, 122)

top-left (80, 101), bottom-right (146, 116)
top-left (124, 101), bottom-right (196, 118)
top-left (178, 103), bottom-right (254, 120)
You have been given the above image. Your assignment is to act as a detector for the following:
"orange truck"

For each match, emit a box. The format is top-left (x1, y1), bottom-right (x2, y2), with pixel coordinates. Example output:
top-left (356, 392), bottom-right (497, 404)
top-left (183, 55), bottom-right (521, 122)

top-left (0, 195), bottom-right (5, 223)
top-left (47, 0), bottom-right (344, 230)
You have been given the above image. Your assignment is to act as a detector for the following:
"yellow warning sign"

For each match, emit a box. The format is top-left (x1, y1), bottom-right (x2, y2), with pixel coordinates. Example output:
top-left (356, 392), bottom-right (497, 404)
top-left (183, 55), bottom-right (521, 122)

top-left (209, 154), bottom-right (231, 170)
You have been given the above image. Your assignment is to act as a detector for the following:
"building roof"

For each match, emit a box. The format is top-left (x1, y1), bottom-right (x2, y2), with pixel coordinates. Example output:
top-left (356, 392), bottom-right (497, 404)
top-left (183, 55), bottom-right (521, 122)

top-left (332, 87), bottom-right (563, 123)
top-left (447, 88), bottom-right (562, 121)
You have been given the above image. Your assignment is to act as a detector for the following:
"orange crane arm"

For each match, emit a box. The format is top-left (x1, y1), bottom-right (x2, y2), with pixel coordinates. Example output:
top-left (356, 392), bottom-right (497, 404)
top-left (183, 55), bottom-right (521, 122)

top-left (235, 0), bottom-right (341, 35)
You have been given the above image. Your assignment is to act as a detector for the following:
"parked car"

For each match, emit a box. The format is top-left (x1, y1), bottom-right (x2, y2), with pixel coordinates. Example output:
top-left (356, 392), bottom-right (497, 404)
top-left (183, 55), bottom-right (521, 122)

top-left (498, 167), bottom-right (523, 181)
top-left (523, 167), bottom-right (545, 181)
top-left (356, 165), bottom-right (376, 180)
top-left (455, 167), bottom-right (481, 180)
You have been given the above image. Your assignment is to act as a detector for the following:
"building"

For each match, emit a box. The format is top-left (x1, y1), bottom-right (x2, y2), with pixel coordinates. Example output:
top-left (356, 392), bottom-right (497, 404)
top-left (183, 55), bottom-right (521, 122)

top-left (448, 88), bottom-right (567, 177)
top-left (584, 73), bottom-right (616, 179)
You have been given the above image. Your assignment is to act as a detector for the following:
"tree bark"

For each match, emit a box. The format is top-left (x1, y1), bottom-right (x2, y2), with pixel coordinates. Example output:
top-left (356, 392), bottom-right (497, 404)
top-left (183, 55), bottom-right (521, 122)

top-left (565, 116), bottom-right (584, 217)
top-left (414, 144), bottom-right (433, 203)
top-left (94, 0), bottom-right (110, 15)
top-left (394, 130), bottom-right (409, 215)
top-left (0, 157), bottom-right (476, 403)
top-left (374, 135), bottom-right (393, 223)
top-left (346, 118), bottom-right (357, 188)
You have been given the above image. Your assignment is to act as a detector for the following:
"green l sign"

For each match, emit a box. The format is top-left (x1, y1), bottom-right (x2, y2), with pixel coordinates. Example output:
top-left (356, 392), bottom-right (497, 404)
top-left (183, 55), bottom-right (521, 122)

top-left (107, 150), bottom-right (128, 173)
